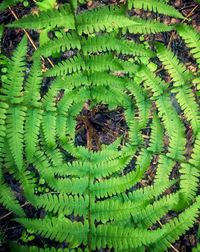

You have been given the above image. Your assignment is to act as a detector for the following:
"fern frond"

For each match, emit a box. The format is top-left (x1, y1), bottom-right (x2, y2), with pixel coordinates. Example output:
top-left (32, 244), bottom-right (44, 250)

top-left (156, 94), bottom-right (186, 161)
top-left (77, 5), bottom-right (138, 35)
top-left (148, 114), bottom-right (164, 153)
top-left (156, 43), bottom-right (193, 87)
top-left (0, 36), bottom-right (27, 104)
top-left (31, 194), bottom-right (89, 216)
top-left (45, 54), bottom-right (126, 77)
top-left (33, 32), bottom-right (81, 59)
top-left (44, 54), bottom-right (85, 77)
top-left (180, 163), bottom-right (199, 203)
top-left (190, 132), bottom-right (200, 167)
top-left (92, 169), bottom-right (147, 198)
top-left (25, 109), bottom-right (42, 162)
top-left (6, 106), bottom-right (26, 170)
top-left (149, 197), bottom-right (200, 251)
top-left (154, 155), bottom-right (175, 185)
top-left (15, 217), bottom-right (88, 246)
top-left (0, 182), bottom-right (25, 216)
top-left (0, 102), bottom-right (8, 161)
top-left (82, 33), bottom-right (154, 57)
top-left (42, 112), bottom-right (57, 148)
top-left (9, 244), bottom-right (72, 252)
top-left (0, 0), bottom-right (20, 13)
top-left (172, 84), bottom-right (200, 134)
top-left (53, 156), bottom-right (130, 179)
top-left (167, 120), bottom-right (186, 161)
top-left (24, 59), bottom-right (42, 107)
top-left (176, 24), bottom-right (200, 68)
top-left (88, 72), bottom-right (126, 88)
top-left (8, 4), bottom-right (75, 30)
top-left (139, 65), bottom-right (167, 97)
top-left (122, 17), bottom-right (174, 34)
top-left (128, 0), bottom-right (183, 18)
top-left (92, 198), bottom-right (145, 223)
top-left (132, 194), bottom-right (178, 228)
top-left (92, 224), bottom-right (161, 250)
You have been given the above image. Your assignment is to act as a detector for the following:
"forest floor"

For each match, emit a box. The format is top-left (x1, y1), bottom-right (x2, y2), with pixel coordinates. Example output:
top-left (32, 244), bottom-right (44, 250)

top-left (0, 0), bottom-right (200, 251)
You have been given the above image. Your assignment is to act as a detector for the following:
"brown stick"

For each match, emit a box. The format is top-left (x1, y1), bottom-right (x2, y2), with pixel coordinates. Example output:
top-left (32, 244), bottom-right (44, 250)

top-left (0, 202), bottom-right (29, 221)
top-left (167, 4), bottom-right (199, 48)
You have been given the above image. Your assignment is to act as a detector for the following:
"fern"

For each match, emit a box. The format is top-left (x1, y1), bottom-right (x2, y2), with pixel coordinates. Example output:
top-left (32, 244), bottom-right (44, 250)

top-left (127, 0), bottom-right (184, 18)
top-left (0, 0), bottom-right (200, 251)
top-left (8, 4), bottom-right (75, 30)
top-left (176, 24), bottom-right (200, 68)
top-left (0, 182), bottom-right (25, 216)
top-left (0, 0), bottom-right (20, 12)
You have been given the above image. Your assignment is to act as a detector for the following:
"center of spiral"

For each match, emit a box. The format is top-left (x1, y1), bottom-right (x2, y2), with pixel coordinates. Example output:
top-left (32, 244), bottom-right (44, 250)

top-left (75, 104), bottom-right (128, 151)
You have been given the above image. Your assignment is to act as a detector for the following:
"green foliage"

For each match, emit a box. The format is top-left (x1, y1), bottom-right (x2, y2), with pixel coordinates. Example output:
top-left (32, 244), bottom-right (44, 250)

top-left (0, 0), bottom-right (21, 12)
top-left (127, 0), bottom-right (184, 18)
top-left (0, 0), bottom-right (200, 251)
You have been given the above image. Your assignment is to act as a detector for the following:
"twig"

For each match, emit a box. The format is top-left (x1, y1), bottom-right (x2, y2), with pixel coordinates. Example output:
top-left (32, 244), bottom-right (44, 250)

top-left (181, 4), bottom-right (198, 23)
top-left (8, 6), bottom-right (54, 68)
top-left (0, 202), bottom-right (30, 221)
top-left (167, 4), bottom-right (198, 49)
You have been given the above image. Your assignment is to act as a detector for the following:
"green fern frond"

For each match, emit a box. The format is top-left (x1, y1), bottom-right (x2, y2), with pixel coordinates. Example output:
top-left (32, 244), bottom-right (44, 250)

top-left (25, 109), bottom-right (42, 162)
top-left (132, 194), bottom-right (178, 228)
top-left (180, 163), bottom-right (199, 203)
top-left (149, 197), bottom-right (200, 251)
top-left (0, 0), bottom-right (20, 13)
top-left (42, 112), bottom-right (57, 148)
top-left (44, 54), bottom-right (85, 77)
top-left (31, 194), bottom-right (89, 216)
top-left (9, 244), bottom-right (72, 252)
top-left (190, 132), bottom-right (200, 167)
top-left (128, 0), bottom-right (183, 18)
top-left (148, 114), bottom-right (164, 153)
top-left (122, 17), bottom-right (174, 34)
top-left (139, 65), bottom-right (167, 97)
top-left (92, 224), bottom-right (161, 250)
top-left (92, 198), bottom-right (145, 223)
top-left (0, 182), bottom-right (25, 216)
top-left (154, 155), bottom-right (175, 185)
top-left (176, 24), bottom-right (200, 68)
top-left (172, 84), bottom-right (200, 134)
top-left (24, 59), bottom-right (42, 107)
top-left (6, 106), bottom-right (26, 170)
top-left (0, 36), bottom-right (27, 104)
top-left (82, 33), bottom-right (154, 57)
top-left (15, 217), bottom-right (88, 246)
top-left (33, 32), bottom-right (81, 59)
top-left (77, 5), bottom-right (138, 34)
top-left (8, 4), bottom-right (75, 30)
top-left (91, 169), bottom-right (147, 198)
top-left (156, 94), bottom-right (186, 161)
top-left (156, 43), bottom-right (193, 87)
top-left (44, 54), bottom-right (124, 77)
top-left (0, 102), bottom-right (8, 161)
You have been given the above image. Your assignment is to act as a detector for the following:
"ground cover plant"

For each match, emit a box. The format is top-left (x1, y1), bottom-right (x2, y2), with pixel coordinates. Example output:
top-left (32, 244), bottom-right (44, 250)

top-left (0, 0), bottom-right (200, 251)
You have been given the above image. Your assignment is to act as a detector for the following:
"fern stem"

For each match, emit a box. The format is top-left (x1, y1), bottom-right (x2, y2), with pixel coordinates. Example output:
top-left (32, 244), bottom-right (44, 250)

top-left (87, 167), bottom-right (92, 252)
top-left (69, 2), bottom-right (94, 250)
